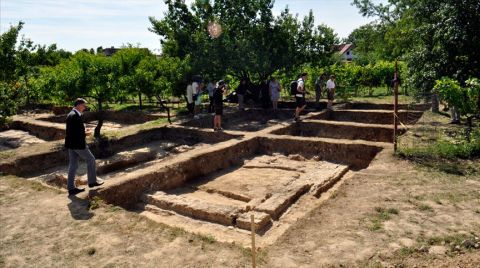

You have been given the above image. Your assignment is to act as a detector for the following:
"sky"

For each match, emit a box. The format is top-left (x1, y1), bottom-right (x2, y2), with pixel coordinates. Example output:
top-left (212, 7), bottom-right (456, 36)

top-left (0, 0), bottom-right (381, 53)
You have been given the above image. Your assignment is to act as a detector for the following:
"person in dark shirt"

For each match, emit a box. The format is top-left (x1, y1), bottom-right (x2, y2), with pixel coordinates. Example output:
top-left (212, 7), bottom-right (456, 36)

top-left (213, 80), bottom-right (227, 131)
top-left (65, 98), bottom-right (103, 196)
top-left (236, 78), bottom-right (247, 111)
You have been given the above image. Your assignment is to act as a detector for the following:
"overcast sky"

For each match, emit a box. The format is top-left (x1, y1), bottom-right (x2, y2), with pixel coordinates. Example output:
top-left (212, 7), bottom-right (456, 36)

top-left (0, 0), bottom-right (381, 53)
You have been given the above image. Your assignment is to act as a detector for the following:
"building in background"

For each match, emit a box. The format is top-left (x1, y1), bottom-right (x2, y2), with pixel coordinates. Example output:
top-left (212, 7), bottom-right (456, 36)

top-left (335, 44), bottom-right (355, 62)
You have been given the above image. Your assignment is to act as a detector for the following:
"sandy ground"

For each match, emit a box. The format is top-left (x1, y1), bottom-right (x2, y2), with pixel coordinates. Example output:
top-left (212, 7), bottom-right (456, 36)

top-left (1, 149), bottom-right (479, 267)
top-left (0, 130), bottom-right (46, 151)
top-left (1, 106), bottom-right (479, 267)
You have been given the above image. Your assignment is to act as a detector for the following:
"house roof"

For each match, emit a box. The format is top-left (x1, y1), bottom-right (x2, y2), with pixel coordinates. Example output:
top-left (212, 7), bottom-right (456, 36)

top-left (338, 43), bottom-right (354, 55)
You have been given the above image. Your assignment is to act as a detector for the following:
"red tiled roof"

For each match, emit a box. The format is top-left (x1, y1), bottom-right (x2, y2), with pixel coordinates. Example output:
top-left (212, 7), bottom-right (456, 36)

top-left (339, 44), bottom-right (353, 55)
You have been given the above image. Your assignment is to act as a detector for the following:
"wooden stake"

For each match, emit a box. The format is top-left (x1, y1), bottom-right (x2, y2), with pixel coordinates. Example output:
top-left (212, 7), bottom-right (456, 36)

top-left (393, 60), bottom-right (399, 152)
top-left (251, 214), bottom-right (256, 268)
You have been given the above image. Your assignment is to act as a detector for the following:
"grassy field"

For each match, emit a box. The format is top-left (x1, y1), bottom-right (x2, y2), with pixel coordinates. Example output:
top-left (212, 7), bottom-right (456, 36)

top-left (397, 111), bottom-right (480, 175)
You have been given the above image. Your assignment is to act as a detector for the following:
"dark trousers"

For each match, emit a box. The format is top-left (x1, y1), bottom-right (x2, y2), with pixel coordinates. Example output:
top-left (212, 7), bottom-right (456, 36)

top-left (187, 102), bottom-right (194, 114)
top-left (208, 96), bottom-right (214, 113)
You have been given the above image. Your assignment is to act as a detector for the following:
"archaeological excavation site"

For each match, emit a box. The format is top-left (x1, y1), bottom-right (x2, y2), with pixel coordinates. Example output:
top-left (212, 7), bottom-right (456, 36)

top-left (0, 102), bottom-right (429, 247)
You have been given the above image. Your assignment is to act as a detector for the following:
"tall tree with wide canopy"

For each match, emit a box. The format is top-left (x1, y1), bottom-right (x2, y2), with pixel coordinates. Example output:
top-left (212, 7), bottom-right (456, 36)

top-left (352, 0), bottom-right (480, 111)
top-left (149, 0), bottom-right (337, 86)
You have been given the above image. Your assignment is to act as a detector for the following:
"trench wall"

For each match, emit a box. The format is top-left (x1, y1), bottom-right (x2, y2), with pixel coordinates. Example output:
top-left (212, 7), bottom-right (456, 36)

top-left (95, 138), bottom-right (260, 208)
top-left (271, 121), bottom-right (404, 143)
top-left (310, 110), bottom-right (423, 125)
top-left (258, 135), bottom-right (384, 170)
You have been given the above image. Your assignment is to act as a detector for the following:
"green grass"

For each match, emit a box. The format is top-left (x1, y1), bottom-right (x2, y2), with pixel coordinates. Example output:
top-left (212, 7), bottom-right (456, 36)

top-left (367, 207), bottom-right (400, 231)
top-left (88, 196), bottom-right (103, 210)
top-left (417, 204), bottom-right (434, 212)
top-left (397, 246), bottom-right (417, 257)
top-left (0, 150), bottom-right (16, 161)
top-left (198, 234), bottom-right (216, 244)
top-left (397, 115), bottom-right (480, 175)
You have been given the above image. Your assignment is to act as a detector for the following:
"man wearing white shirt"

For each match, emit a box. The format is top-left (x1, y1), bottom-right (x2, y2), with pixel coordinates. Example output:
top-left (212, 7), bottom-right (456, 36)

top-left (326, 75), bottom-right (336, 110)
top-left (295, 72), bottom-right (308, 122)
top-left (192, 81), bottom-right (204, 119)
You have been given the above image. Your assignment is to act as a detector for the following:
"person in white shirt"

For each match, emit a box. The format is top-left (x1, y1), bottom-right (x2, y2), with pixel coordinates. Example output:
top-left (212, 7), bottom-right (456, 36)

top-left (326, 75), bottom-right (336, 110)
top-left (295, 72), bottom-right (308, 121)
top-left (192, 81), bottom-right (204, 119)
top-left (269, 77), bottom-right (281, 112)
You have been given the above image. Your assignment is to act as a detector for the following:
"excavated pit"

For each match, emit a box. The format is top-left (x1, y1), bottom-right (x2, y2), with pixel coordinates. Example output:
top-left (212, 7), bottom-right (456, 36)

top-left (92, 133), bottom-right (383, 245)
top-left (271, 120), bottom-right (405, 142)
top-left (0, 129), bottom-right (47, 151)
top-left (95, 136), bottom-right (382, 207)
top-left (5, 102), bottom-right (425, 247)
top-left (181, 109), bottom-right (305, 132)
top-left (342, 102), bottom-right (430, 111)
top-left (1, 126), bottom-right (240, 177)
top-left (311, 109), bottom-right (423, 125)
top-left (141, 154), bottom-right (349, 233)
top-left (37, 110), bottom-right (162, 125)
top-left (4, 117), bottom-right (65, 141)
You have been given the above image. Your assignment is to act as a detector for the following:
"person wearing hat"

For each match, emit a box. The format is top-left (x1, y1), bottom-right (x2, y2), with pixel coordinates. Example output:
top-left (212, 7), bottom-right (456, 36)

top-left (213, 80), bottom-right (227, 131)
top-left (65, 98), bottom-right (104, 196)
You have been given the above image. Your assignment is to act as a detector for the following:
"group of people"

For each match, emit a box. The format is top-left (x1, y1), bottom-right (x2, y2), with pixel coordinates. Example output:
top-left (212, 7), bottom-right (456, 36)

top-left (295, 73), bottom-right (336, 121)
top-left (235, 77), bottom-right (282, 111)
top-left (185, 73), bottom-right (337, 125)
top-left (186, 79), bottom-right (228, 130)
top-left (65, 74), bottom-right (336, 195)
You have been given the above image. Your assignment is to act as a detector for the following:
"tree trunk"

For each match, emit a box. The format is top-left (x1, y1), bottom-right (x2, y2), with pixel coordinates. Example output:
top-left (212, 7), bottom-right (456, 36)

top-left (94, 99), bottom-right (104, 139)
top-left (156, 95), bottom-right (172, 124)
top-left (24, 76), bottom-right (30, 107)
top-left (465, 116), bottom-right (473, 142)
top-left (138, 91), bottom-right (143, 110)
top-left (431, 91), bottom-right (439, 113)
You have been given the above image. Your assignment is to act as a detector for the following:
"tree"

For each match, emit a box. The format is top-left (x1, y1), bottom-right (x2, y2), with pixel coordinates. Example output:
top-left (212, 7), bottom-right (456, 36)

top-left (352, 0), bottom-right (480, 112)
top-left (149, 0), bottom-right (337, 84)
top-left (0, 22), bottom-right (24, 126)
top-left (53, 52), bottom-right (118, 138)
top-left (114, 48), bottom-right (153, 109)
top-left (435, 77), bottom-right (480, 141)
top-left (0, 22), bottom-right (23, 82)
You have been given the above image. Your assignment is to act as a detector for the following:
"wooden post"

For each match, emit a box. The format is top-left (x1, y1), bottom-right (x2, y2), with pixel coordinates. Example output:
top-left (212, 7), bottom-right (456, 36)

top-left (250, 214), bottom-right (256, 268)
top-left (393, 60), bottom-right (399, 152)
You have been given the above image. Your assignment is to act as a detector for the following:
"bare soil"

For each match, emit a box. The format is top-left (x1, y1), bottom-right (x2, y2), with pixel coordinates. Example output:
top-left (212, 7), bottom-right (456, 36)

top-left (1, 103), bottom-right (479, 267)
top-left (1, 150), bottom-right (478, 267)
top-left (0, 130), bottom-right (46, 151)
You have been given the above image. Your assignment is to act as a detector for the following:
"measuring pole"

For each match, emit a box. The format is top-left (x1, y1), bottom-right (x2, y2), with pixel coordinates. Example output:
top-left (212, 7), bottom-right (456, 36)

top-left (393, 60), bottom-right (399, 152)
top-left (250, 214), bottom-right (256, 268)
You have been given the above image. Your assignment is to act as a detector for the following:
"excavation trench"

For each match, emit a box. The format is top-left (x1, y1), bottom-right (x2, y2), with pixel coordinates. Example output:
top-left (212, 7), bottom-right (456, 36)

top-left (180, 109), bottom-right (307, 132)
top-left (310, 109), bottom-right (423, 125)
top-left (37, 110), bottom-right (163, 125)
top-left (92, 133), bottom-right (383, 243)
top-left (342, 102), bottom-right (430, 111)
top-left (0, 126), bottom-right (240, 177)
top-left (271, 120), bottom-right (405, 142)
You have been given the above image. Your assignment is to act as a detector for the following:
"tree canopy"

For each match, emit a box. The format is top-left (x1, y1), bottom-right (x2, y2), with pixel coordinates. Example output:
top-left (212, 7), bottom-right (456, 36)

top-left (149, 0), bottom-right (338, 82)
top-left (351, 0), bottom-right (480, 104)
